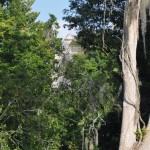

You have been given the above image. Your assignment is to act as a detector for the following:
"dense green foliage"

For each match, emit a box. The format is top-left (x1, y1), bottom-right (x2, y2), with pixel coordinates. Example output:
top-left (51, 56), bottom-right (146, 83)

top-left (0, 0), bottom-right (62, 149)
top-left (52, 50), bottom-right (120, 149)
top-left (0, 0), bottom-right (123, 150)
top-left (61, 0), bottom-right (124, 149)
top-left (63, 0), bottom-right (124, 51)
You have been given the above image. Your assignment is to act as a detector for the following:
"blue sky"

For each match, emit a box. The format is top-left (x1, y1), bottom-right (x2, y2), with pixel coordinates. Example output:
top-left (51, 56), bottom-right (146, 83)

top-left (32, 0), bottom-right (76, 39)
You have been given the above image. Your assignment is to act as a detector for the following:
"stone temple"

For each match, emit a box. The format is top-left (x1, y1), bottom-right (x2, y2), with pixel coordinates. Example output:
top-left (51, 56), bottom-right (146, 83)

top-left (52, 34), bottom-right (82, 88)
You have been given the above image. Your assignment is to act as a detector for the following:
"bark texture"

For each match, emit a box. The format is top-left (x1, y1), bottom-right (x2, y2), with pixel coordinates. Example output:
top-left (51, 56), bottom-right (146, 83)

top-left (119, 0), bottom-right (141, 150)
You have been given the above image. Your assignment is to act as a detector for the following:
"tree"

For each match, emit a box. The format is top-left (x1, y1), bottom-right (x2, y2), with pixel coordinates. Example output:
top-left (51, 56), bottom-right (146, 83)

top-left (63, 0), bottom-right (124, 51)
top-left (119, 0), bottom-right (150, 149)
top-left (63, 0), bottom-right (123, 149)
top-left (45, 14), bottom-right (62, 53)
top-left (0, 0), bottom-right (63, 149)
top-left (51, 48), bottom-right (120, 150)
top-left (119, 0), bottom-right (140, 149)
top-left (63, 0), bottom-right (150, 149)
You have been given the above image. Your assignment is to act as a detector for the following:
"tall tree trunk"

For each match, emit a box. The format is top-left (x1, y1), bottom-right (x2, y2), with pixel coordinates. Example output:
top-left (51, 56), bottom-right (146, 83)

top-left (119, 0), bottom-right (141, 149)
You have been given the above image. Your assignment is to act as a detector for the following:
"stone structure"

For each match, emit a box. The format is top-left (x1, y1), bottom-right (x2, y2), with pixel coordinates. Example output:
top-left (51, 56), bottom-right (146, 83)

top-left (62, 34), bottom-right (82, 60)
top-left (52, 34), bottom-right (82, 88)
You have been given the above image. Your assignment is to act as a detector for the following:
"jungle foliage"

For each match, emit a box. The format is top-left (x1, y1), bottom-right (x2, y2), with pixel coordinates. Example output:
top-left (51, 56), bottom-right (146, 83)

top-left (0, 0), bottom-right (124, 150)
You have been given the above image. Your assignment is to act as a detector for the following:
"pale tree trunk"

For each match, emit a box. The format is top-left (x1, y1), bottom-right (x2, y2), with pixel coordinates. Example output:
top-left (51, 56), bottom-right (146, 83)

top-left (119, 0), bottom-right (141, 150)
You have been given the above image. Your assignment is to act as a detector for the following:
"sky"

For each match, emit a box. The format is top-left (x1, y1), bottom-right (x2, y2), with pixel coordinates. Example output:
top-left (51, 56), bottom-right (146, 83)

top-left (32, 0), bottom-right (76, 39)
